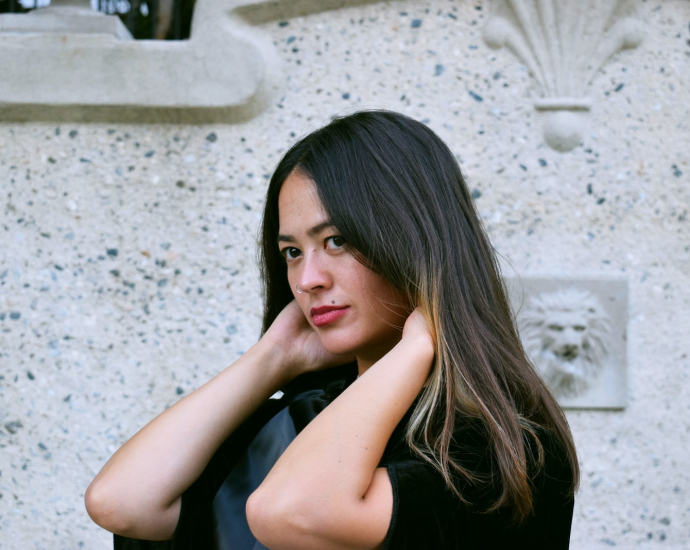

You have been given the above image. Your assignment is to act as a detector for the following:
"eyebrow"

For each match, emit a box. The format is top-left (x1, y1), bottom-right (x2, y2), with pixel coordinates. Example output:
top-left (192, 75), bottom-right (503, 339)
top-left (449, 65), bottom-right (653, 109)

top-left (277, 220), bottom-right (336, 244)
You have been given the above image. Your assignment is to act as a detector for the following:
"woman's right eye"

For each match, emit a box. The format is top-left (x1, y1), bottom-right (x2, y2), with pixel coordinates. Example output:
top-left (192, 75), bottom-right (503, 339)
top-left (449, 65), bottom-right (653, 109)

top-left (280, 247), bottom-right (300, 261)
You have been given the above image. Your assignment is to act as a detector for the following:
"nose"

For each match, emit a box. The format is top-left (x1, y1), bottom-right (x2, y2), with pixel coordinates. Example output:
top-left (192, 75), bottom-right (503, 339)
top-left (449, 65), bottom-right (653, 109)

top-left (295, 249), bottom-right (332, 293)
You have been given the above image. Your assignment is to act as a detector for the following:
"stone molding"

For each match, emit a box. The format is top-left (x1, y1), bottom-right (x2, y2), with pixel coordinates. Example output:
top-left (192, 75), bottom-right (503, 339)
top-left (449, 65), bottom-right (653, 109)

top-left (0, 0), bottom-right (278, 124)
top-left (0, 3), bottom-right (133, 40)
top-left (0, 0), bottom-right (395, 124)
top-left (483, 0), bottom-right (644, 152)
top-left (2, 0), bottom-right (645, 128)
top-left (234, 0), bottom-right (395, 25)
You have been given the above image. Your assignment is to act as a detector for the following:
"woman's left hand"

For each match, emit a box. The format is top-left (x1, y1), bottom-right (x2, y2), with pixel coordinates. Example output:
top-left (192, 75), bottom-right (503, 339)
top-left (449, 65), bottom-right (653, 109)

top-left (402, 307), bottom-right (435, 354)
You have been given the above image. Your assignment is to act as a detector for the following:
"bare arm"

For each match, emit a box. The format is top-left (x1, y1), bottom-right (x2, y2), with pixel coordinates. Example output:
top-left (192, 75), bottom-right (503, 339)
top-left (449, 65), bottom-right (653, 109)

top-left (84, 341), bottom-right (291, 540)
top-left (85, 300), bottom-right (354, 540)
top-left (246, 310), bottom-right (435, 550)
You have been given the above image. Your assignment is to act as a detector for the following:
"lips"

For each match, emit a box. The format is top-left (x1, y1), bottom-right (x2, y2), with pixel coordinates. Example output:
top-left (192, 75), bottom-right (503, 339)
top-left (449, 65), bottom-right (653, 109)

top-left (311, 305), bottom-right (349, 327)
top-left (310, 305), bottom-right (349, 316)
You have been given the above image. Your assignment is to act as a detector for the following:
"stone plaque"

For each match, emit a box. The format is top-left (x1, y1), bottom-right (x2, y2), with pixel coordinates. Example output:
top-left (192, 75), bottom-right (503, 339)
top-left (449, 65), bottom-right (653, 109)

top-left (505, 277), bottom-right (628, 409)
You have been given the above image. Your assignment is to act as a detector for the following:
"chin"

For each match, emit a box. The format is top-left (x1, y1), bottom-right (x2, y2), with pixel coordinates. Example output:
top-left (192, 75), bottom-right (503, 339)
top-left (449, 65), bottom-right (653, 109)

top-left (317, 331), bottom-right (361, 357)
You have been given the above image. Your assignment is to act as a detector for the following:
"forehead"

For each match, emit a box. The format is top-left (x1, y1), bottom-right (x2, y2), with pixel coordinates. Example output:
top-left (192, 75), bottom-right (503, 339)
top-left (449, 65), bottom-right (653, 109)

top-left (278, 171), bottom-right (328, 229)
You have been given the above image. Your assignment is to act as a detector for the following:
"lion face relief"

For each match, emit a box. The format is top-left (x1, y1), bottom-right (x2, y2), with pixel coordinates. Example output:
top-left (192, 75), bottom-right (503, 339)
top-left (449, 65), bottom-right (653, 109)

top-left (519, 287), bottom-right (611, 398)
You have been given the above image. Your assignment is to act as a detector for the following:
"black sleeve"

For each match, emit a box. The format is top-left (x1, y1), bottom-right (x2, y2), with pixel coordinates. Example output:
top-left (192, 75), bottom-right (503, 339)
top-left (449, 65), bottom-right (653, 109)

top-left (383, 459), bottom-right (463, 550)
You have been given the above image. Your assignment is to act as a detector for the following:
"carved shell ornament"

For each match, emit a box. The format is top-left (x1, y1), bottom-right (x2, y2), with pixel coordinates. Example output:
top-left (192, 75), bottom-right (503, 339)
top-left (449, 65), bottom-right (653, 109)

top-left (483, 0), bottom-right (644, 151)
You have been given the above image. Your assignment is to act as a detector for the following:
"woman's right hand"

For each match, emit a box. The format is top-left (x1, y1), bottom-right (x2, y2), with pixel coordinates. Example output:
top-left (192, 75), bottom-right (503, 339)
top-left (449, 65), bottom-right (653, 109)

top-left (259, 300), bottom-right (356, 381)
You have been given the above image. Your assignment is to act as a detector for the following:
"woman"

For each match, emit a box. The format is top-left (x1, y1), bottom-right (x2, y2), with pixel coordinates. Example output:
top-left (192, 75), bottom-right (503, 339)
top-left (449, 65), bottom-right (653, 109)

top-left (85, 110), bottom-right (579, 549)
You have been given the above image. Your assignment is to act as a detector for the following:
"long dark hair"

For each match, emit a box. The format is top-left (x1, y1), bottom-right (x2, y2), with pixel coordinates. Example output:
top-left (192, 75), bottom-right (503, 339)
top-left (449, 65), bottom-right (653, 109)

top-left (258, 110), bottom-right (579, 522)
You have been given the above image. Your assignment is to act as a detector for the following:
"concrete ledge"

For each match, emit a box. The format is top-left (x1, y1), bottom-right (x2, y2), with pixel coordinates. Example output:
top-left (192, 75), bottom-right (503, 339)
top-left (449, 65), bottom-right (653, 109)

top-left (0, 6), bottom-right (133, 40)
top-left (235, 0), bottom-right (398, 25)
top-left (0, 0), bottom-right (283, 124)
top-left (0, 0), bottom-right (406, 124)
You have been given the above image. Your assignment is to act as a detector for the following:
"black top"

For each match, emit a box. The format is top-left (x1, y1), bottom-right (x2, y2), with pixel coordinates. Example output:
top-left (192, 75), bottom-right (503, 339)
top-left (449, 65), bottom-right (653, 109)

top-left (379, 402), bottom-right (575, 549)
top-left (114, 363), bottom-right (574, 549)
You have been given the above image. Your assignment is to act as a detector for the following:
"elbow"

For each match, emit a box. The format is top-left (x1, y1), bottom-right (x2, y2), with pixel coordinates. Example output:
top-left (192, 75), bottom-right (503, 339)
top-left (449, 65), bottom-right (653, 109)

top-left (85, 478), bottom-right (179, 540)
top-left (247, 486), bottom-right (319, 549)
top-left (85, 479), bottom-right (134, 535)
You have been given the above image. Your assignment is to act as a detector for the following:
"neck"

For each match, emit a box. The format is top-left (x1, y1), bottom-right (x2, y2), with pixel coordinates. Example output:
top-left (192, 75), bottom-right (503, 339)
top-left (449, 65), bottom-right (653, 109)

top-left (356, 339), bottom-right (432, 389)
top-left (356, 358), bottom-right (375, 377)
top-left (355, 332), bottom-right (404, 377)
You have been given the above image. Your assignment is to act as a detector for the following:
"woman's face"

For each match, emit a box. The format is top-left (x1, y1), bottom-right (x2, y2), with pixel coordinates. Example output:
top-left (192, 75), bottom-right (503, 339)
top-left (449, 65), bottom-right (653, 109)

top-left (277, 170), bottom-right (411, 371)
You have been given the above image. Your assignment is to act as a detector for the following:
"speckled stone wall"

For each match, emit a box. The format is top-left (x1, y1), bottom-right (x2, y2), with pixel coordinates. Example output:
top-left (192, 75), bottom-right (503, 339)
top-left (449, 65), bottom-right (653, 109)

top-left (1, 1), bottom-right (689, 548)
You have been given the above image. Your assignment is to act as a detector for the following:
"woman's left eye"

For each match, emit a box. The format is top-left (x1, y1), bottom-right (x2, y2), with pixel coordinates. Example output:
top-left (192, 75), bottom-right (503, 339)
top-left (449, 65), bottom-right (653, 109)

top-left (326, 236), bottom-right (346, 249)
